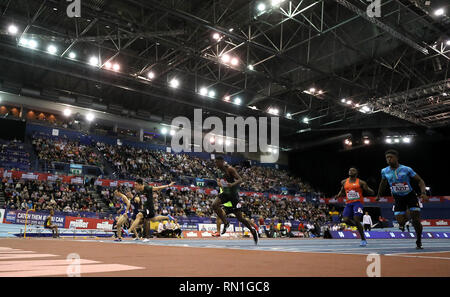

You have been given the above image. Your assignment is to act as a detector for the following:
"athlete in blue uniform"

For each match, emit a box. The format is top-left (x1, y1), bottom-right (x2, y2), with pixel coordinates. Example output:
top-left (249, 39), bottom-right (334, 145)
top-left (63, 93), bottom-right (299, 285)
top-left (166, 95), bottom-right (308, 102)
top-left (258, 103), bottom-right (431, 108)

top-left (113, 189), bottom-right (132, 241)
top-left (376, 150), bottom-right (428, 249)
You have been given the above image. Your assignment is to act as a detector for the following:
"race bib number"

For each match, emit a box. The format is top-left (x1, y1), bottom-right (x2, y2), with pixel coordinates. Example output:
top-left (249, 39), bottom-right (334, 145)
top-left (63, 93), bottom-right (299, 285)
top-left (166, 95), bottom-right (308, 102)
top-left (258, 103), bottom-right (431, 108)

top-left (347, 190), bottom-right (360, 200)
top-left (391, 183), bottom-right (410, 193)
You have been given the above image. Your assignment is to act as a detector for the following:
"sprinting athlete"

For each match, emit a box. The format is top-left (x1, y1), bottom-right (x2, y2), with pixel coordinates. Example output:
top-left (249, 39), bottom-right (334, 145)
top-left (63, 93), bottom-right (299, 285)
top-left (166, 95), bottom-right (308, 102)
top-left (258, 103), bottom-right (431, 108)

top-left (127, 178), bottom-right (176, 241)
top-left (45, 209), bottom-right (59, 238)
top-left (212, 201), bottom-right (235, 237)
top-left (335, 167), bottom-right (375, 247)
top-left (113, 189), bottom-right (132, 241)
top-left (213, 156), bottom-right (258, 245)
top-left (376, 149), bottom-right (428, 249)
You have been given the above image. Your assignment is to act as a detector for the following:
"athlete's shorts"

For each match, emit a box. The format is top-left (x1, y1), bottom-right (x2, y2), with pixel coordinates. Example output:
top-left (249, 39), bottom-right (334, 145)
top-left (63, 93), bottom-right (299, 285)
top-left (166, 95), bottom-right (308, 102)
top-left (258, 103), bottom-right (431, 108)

top-left (142, 208), bottom-right (155, 219)
top-left (393, 191), bottom-right (421, 215)
top-left (219, 193), bottom-right (240, 212)
top-left (342, 201), bottom-right (364, 219)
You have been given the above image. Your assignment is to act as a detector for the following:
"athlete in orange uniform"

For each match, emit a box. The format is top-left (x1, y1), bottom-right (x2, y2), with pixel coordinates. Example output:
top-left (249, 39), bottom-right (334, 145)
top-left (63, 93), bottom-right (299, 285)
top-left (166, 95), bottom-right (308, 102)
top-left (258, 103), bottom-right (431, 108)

top-left (335, 167), bottom-right (374, 246)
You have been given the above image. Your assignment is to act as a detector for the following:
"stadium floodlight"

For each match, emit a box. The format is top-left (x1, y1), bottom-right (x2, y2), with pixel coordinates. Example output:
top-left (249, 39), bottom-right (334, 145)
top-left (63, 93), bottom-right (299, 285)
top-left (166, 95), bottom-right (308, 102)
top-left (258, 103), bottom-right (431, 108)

top-left (212, 33), bottom-right (221, 40)
top-left (47, 44), bottom-right (57, 55)
top-left (341, 98), bottom-right (346, 103)
top-left (63, 109), bottom-right (72, 117)
top-left (28, 39), bottom-right (38, 49)
top-left (8, 24), bottom-right (18, 35)
top-left (147, 71), bottom-right (155, 79)
top-left (385, 138), bottom-right (392, 144)
top-left (113, 63), bottom-right (120, 71)
top-left (248, 64), bottom-right (254, 70)
top-left (199, 87), bottom-right (208, 96)
top-left (271, 0), bottom-right (284, 7)
top-left (309, 87), bottom-right (316, 93)
top-left (161, 127), bottom-right (168, 135)
top-left (364, 139), bottom-right (370, 145)
top-left (402, 137), bottom-right (411, 143)
top-left (394, 138), bottom-right (400, 143)
top-left (346, 100), bottom-right (352, 105)
top-left (68, 52), bottom-right (76, 59)
top-left (434, 8), bottom-right (444, 16)
top-left (104, 61), bottom-right (112, 69)
top-left (303, 117), bottom-right (309, 124)
top-left (224, 95), bottom-right (230, 101)
top-left (446, 40), bottom-right (450, 46)
top-left (89, 56), bottom-right (99, 66)
top-left (234, 97), bottom-right (241, 105)
top-left (230, 57), bottom-right (239, 66)
top-left (286, 113), bottom-right (292, 119)
top-left (221, 54), bottom-right (231, 63)
top-left (86, 113), bottom-right (95, 122)
top-left (257, 3), bottom-right (266, 12)
top-left (170, 130), bottom-right (175, 136)
top-left (208, 90), bottom-right (216, 98)
top-left (169, 78), bottom-right (180, 88)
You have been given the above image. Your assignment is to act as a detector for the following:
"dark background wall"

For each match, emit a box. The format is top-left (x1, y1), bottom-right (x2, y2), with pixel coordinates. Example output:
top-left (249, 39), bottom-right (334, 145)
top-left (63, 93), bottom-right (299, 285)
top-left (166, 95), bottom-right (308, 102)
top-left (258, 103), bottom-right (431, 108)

top-left (0, 118), bottom-right (26, 141)
top-left (289, 129), bottom-right (450, 196)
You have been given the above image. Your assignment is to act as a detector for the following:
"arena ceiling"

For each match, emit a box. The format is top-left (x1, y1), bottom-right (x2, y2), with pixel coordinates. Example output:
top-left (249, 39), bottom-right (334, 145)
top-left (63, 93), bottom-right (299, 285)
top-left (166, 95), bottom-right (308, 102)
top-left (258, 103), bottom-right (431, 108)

top-left (0, 0), bottom-right (449, 149)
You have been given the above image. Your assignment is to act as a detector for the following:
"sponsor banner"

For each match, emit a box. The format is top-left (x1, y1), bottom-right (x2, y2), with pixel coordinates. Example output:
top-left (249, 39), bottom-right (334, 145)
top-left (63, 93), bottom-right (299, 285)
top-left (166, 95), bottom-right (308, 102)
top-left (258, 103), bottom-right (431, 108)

top-left (198, 223), bottom-right (234, 232)
top-left (182, 231), bottom-right (239, 238)
top-left (421, 219), bottom-right (450, 227)
top-left (4, 210), bottom-right (65, 227)
top-left (0, 209), bottom-right (5, 224)
top-left (64, 216), bottom-right (113, 230)
top-left (330, 231), bottom-right (450, 239)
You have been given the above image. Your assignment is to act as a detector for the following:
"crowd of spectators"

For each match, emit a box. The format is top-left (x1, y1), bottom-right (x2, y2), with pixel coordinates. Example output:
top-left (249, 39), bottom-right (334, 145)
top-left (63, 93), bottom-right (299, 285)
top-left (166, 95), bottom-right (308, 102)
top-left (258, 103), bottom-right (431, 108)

top-left (1, 179), bottom-right (102, 214)
top-left (0, 140), bottom-right (31, 171)
top-left (32, 135), bottom-right (102, 166)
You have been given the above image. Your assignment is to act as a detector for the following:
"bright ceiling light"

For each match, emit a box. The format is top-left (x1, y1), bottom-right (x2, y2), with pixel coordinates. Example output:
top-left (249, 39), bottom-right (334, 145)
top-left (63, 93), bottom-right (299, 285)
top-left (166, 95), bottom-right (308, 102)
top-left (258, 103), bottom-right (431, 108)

top-left (148, 71), bottom-right (155, 79)
top-left (303, 117), bottom-right (309, 124)
top-left (89, 56), bottom-right (99, 66)
top-left (221, 54), bottom-right (231, 63)
top-left (208, 90), bottom-right (216, 98)
top-left (199, 87), bottom-right (208, 96)
top-left (8, 24), bottom-right (18, 35)
top-left (47, 44), bottom-right (57, 54)
top-left (68, 52), bottom-right (76, 59)
top-left (248, 64), bottom-right (254, 70)
top-left (161, 127), bottom-right (168, 135)
top-left (257, 3), bottom-right (266, 12)
top-left (309, 87), bottom-right (316, 93)
top-left (113, 63), bottom-right (120, 71)
top-left (364, 139), bottom-right (370, 145)
top-left (63, 109), bottom-right (72, 117)
top-left (234, 97), bottom-right (241, 105)
top-left (446, 40), bottom-right (450, 46)
top-left (318, 90), bottom-right (323, 95)
top-left (169, 78), bottom-right (180, 88)
top-left (394, 138), bottom-right (400, 143)
top-left (402, 137), bottom-right (411, 143)
top-left (286, 113), bottom-right (292, 119)
top-left (170, 130), bottom-right (175, 136)
top-left (104, 61), bottom-right (112, 69)
top-left (434, 8), bottom-right (445, 16)
top-left (28, 39), bottom-right (38, 49)
top-left (212, 33), bottom-right (220, 40)
top-left (230, 57), bottom-right (239, 66)
top-left (346, 100), bottom-right (352, 105)
top-left (341, 98), bottom-right (346, 103)
top-left (224, 95), bottom-right (230, 102)
top-left (19, 38), bottom-right (28, 46)
top-left (86, 113), bottom-right (95, 122)
top-left (386, 138), bottom-right (392, 144)
top-left (271, 0), bottom-right (284, 6)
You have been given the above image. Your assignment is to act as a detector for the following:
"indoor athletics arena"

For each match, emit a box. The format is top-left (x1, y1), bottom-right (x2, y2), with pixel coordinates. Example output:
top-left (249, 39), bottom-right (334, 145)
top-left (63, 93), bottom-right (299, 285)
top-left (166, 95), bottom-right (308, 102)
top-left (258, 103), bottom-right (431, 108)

top-left (0, 0), bottom-right (449, 288)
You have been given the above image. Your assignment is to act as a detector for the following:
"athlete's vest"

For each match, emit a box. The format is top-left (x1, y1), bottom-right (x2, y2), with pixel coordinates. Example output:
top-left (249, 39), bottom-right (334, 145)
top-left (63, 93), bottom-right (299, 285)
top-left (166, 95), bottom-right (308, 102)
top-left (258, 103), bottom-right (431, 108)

top-left (344, 178), bottom-right (364, 204)
top-left (218, 166), bottom-right (238, 195)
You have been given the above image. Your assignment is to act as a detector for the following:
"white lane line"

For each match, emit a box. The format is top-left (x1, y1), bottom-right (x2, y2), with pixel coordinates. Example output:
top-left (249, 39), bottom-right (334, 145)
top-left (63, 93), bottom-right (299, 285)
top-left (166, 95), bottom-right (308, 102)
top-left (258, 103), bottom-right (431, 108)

top-left (385, 250), bottom-right (450, 255)
top-left (385, 255), bottom-right (450, 260)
